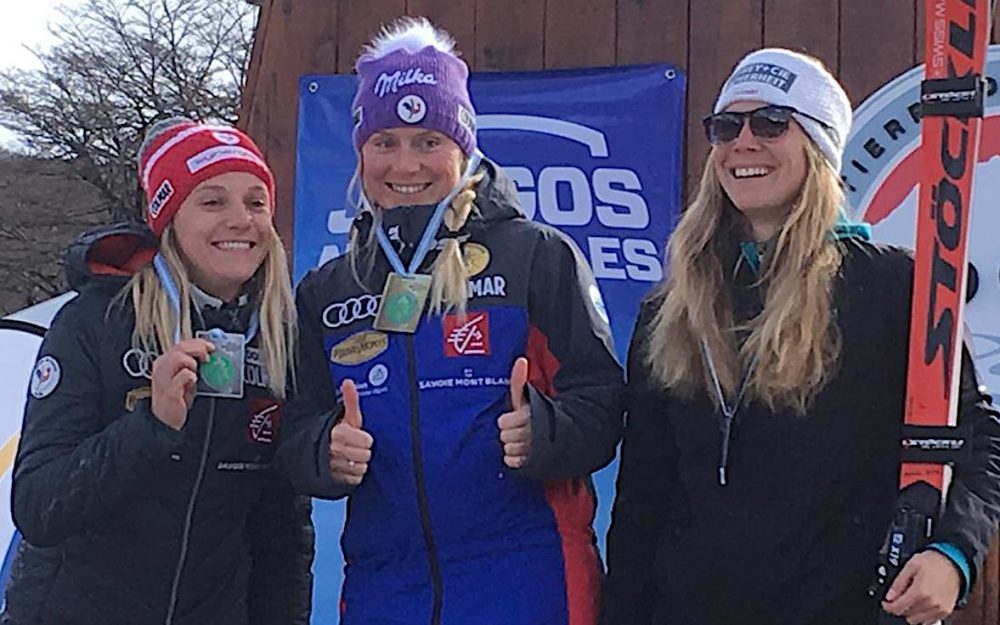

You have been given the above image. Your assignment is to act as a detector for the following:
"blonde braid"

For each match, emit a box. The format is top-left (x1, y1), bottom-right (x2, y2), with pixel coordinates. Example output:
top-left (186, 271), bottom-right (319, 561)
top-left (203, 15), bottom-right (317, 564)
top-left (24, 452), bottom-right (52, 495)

top-left (428, 172), bottom-right (485, 315)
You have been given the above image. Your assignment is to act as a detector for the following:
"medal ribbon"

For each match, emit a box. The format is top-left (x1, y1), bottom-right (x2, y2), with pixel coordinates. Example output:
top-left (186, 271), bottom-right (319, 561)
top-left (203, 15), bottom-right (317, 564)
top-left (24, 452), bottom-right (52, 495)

top-left (372, 151), bottom-right (483, 277)
top-left (701, 340), bottom-right (757, 486)
top-left (153, 253), bottom-right (259, 345)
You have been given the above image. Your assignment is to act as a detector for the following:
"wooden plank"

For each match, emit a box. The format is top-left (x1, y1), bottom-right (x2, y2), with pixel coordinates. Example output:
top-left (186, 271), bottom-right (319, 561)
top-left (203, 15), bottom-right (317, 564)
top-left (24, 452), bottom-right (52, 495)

top-left (543, 0), bottom-right (616, 69)
top-left (839, 0), bottom-right (916, 106)
top-left (686, 0), bottom-right (763, 200)
top-left (474, 0), bottom-right (544, 70)
top-left (241, 0), bottom-right (339, 247)
top-left (406, 0), bottom-right (475, 63)
top-left (616, 0), bottom-right (687, 67)
top-left (763, 0), bottom-right (838, 74)
top-left (956, 566), bottom-right (985, 625)
top-left (238, 0), bottom-right (271, 127)
top-left (336, 0), bottom-right (408, 74)
top-left (915, 0), bottom-right (926, 67)
top-left (986, 540), bottom-right (1000, 625)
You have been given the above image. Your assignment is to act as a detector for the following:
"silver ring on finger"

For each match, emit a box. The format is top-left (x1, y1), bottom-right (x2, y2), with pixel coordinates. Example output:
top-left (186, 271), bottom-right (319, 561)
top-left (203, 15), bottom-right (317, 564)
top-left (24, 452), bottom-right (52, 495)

top-left (348, 460), bottom-right (356, 467)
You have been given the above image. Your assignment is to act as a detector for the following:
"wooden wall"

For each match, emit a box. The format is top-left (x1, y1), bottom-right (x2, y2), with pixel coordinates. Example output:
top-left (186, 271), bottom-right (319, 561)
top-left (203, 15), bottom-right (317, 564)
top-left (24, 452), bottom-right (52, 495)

top-left (242, 0), bottom-right (1000, 246)
top-left (240, 3), bottom-right (999, 622)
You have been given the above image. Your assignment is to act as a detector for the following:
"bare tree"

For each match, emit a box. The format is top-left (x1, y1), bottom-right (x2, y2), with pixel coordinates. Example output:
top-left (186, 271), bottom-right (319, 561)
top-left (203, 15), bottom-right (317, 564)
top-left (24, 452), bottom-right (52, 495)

top-left (0, 0), bottom-right (257, 222)
top-left (0, 148), bottom-right (107, 314)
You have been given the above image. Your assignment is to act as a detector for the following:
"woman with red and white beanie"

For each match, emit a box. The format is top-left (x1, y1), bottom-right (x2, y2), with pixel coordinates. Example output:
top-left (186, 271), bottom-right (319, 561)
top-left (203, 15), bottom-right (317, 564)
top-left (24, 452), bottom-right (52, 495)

top-left (7, 118), bottom-right (317, 625)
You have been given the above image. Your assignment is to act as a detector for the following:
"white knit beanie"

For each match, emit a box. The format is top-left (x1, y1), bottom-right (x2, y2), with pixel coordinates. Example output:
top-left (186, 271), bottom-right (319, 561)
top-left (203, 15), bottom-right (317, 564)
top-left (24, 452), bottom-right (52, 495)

top-left (714, 48), bottom-right (852, 173)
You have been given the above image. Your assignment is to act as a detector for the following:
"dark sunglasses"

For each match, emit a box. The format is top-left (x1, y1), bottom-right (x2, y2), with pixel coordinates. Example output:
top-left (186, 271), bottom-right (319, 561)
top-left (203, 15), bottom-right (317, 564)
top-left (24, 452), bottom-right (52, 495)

top-left (702, 105), bottom-right (827, 145)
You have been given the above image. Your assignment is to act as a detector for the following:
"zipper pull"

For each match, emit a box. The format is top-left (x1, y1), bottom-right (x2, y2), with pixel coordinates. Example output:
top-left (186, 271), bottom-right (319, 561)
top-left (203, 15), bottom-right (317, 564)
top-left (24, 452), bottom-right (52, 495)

top-left (718, 412), bottom-right (733, 486)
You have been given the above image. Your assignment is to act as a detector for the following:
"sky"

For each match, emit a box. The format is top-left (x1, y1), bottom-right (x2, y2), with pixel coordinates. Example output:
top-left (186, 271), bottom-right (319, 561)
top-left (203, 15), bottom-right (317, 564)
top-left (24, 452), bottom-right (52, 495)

top-left (0, 0), bottom-right (86, 148)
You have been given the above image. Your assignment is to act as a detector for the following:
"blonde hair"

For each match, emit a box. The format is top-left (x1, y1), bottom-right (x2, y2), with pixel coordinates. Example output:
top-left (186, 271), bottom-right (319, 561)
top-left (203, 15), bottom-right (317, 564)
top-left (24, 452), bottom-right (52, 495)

top-left (348, 166), bottom-right (485, 316)
top-left (122, 223), bottom-right (296, 399)
top-left (646, 140), bottom-right (844, 414)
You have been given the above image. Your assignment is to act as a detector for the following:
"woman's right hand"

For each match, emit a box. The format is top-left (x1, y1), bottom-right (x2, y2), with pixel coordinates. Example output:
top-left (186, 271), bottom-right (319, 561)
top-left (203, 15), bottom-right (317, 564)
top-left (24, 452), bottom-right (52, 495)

top-left (151, 339), bottom-right (214, 430)
top-left (329, 379), bottom-right (373, 486)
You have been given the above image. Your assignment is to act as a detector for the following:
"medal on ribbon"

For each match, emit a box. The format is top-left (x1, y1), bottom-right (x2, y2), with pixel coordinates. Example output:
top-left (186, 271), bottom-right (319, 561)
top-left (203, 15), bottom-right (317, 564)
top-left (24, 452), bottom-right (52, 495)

top-left (368, 151), bottom-right (483, 334)
top-left (373, 273), bottom-right (432, 333)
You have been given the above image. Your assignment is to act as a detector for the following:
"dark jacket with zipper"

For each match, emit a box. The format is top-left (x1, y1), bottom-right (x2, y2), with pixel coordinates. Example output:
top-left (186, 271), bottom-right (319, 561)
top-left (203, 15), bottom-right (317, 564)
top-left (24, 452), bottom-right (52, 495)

top-left (279, 159), bottom-right (624, 625)
top-left (602, 238), bottom-right (1000, 625)
top-left (9, 223), bottom-right (314, 625)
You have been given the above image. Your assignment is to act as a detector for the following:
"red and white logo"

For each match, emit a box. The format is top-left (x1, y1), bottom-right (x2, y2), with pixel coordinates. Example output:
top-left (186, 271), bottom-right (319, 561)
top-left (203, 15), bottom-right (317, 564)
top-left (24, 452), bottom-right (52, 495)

top-left (444, 313), bottom-right (491, 357)
top-left (247, 399), bottom-right (281, 444)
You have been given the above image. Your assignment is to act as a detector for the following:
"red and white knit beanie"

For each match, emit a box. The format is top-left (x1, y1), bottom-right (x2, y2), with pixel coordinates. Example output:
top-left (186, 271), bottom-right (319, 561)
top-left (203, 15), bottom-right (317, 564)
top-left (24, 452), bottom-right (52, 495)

top-left (137, 118), bottom-right (275, 236)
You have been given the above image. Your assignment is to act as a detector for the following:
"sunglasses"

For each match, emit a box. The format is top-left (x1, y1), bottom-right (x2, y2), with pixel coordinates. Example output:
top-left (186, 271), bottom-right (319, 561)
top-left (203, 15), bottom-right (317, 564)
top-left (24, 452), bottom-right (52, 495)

top-left (702, 105), bottom-right (827, 145)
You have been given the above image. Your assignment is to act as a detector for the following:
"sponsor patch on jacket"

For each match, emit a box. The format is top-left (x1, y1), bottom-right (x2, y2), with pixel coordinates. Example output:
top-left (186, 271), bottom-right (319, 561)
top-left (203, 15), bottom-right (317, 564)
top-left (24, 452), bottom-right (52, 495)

top-left (322, 294), bottom-right (380, 329)
top-left (367, 363), bottom-right (389, 387)
top-left (467, 274), bottom-right (506, 299)
top-left (419, 367), bottom-right (509, 390)
top-left (248, 399), bottom-right (281, 445)
top-left (331, 331), bottom-right (389, 365)
top-left (589, 283), bottom-right (610, 324)
top-left (125, 386), bottom-right (152, 412)
top-left (462, 243), bottom-right (490, 277)
top-left (30, 356), bottom-right (61, 399)
top-left (444, 313), bottom-right (491, 357)
top-left (216, 461), bottom-right (270, 472)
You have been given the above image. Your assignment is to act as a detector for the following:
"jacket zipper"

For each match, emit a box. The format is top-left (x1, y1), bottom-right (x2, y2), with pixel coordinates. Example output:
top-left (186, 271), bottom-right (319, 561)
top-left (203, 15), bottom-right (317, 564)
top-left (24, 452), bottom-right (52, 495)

top-left (164, 399), bottom-right (217, 625)
top-left (406, 336), bottom-right (443, 625)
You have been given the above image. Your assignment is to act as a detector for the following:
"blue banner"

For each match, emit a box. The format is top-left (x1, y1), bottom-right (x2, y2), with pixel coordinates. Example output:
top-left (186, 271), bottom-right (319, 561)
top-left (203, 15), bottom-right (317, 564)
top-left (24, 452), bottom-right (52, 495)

top-left (294, 64), bottom-right (686, 624)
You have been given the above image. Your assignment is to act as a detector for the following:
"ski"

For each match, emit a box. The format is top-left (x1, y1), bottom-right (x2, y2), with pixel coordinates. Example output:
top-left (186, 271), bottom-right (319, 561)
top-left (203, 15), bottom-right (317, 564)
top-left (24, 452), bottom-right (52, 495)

top-left (867, 1), bottom-right (992, 623)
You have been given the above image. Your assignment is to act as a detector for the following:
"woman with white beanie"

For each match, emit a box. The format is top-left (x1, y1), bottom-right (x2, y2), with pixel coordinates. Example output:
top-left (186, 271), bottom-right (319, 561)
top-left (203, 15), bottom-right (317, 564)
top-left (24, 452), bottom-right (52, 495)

top-left (602, 48), bottom-right (1000, 625)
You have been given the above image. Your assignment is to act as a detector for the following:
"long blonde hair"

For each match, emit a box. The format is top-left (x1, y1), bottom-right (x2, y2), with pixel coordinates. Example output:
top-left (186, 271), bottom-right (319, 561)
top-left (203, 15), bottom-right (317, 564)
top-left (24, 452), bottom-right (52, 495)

top-left (646, 140), bottom-right (844, 414)
top-left (348, 163), bottom-right (485, 316)
top-left (123, 223), bottom-right (296, 399)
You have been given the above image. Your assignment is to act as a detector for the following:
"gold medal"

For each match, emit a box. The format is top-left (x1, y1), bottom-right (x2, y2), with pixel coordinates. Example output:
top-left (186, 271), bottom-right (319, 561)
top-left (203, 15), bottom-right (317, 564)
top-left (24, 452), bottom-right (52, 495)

top-left (373, 272), bottom-right (432, 333)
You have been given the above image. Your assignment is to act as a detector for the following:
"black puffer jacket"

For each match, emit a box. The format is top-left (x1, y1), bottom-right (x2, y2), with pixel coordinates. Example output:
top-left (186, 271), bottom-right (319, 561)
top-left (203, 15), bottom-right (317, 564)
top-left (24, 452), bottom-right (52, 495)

top-left (602, 239), bottom-right (1000, 625)
top-left (9, 223), bottom-right (314, 625)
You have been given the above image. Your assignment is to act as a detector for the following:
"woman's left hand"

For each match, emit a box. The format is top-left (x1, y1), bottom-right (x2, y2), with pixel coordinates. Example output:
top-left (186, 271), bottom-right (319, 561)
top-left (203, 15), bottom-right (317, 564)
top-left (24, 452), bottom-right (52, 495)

top-left (497, 357), bottom-right (531, 469)
top-left (881, 549), bottom-right (962, 624)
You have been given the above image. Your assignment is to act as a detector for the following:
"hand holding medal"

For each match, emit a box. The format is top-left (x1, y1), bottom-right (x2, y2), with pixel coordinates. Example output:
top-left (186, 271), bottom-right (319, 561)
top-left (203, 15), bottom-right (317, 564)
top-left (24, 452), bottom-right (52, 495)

top-left (497, 357), bottom-right (532, 469)
top-left (329, 379), bottom-right (374, 486)
top-left (150, 338), bottom-right (215, 430)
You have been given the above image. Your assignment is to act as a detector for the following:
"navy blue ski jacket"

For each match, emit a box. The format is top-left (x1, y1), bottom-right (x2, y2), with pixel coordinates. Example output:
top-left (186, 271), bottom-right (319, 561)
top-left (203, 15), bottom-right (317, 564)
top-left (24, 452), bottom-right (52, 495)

top-left (278, 160), bottom-right (624, 625)
top-left (11, 224), bottom-right (314, 625)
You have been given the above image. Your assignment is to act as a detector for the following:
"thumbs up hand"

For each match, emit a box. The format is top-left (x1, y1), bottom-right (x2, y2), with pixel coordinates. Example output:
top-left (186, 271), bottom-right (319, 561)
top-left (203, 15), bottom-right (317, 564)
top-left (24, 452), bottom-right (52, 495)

top-left (329, 379), bottom-right (374, 486)
top-left (497, 357), bottom-right (532, 469)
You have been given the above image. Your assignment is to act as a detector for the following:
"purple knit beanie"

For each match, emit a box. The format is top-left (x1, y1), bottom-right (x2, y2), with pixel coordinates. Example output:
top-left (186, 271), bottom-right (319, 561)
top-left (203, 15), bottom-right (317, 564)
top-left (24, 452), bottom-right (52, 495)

top-left (351, 17), bottom-right (477, 157)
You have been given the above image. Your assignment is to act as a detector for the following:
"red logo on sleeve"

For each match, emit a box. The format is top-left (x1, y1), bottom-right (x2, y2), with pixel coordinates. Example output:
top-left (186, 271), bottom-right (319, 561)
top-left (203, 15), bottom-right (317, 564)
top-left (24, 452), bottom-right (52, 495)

top-left (247, 399), bottom-right (281, 444)
top-left (444, 313), bottom-right (491, 357)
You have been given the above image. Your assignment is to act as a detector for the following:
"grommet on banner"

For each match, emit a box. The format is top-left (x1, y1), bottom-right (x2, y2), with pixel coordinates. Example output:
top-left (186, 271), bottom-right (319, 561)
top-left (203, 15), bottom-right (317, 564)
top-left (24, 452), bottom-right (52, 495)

top-left (664, 69), bottom-right (677, 80)
top-left (308, 81), bottom-right (319, 94)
